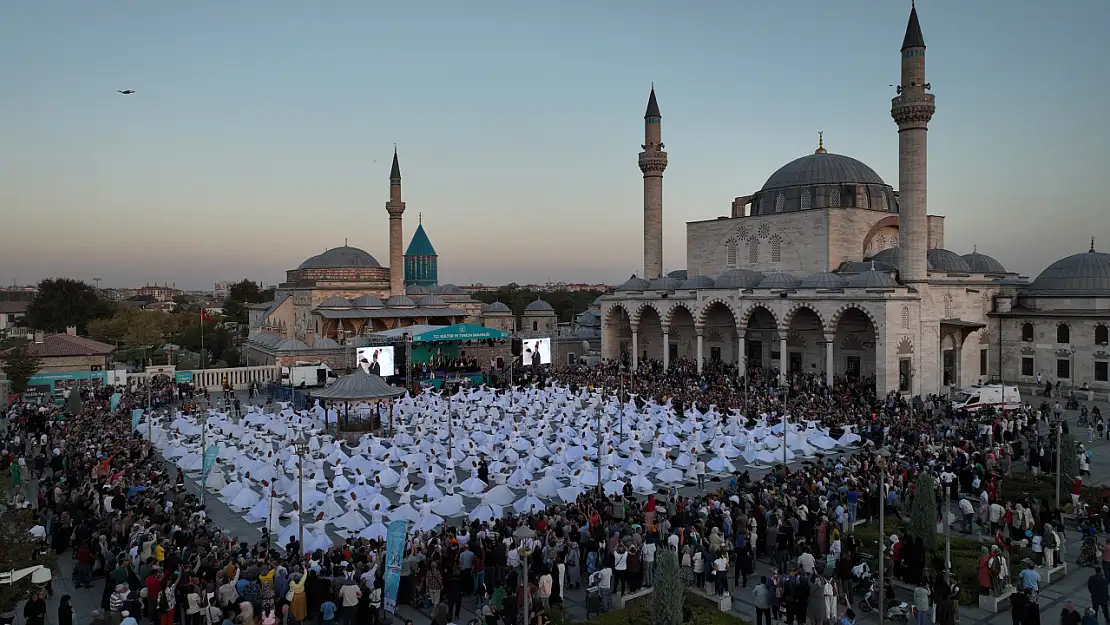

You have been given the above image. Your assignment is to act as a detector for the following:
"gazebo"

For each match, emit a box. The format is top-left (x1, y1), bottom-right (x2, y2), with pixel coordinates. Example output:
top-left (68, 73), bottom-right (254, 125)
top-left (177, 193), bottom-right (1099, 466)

top-left (312, 368), bottom-right (406, 435)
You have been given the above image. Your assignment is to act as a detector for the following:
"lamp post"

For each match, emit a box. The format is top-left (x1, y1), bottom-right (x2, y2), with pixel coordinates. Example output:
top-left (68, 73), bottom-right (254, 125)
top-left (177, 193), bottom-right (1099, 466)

top-left (1054, 419), bottom-right (1063, 510)
top-left (295, 437), bottom-right (309, 551)
top-left (596, 406), bottom-right (603, 497)
top-left (877, 451), bottom-right (887, 625)
top-left (199, 412), bottom-right (209, 505)
top-left (519, 545), bottom-right (534, 625)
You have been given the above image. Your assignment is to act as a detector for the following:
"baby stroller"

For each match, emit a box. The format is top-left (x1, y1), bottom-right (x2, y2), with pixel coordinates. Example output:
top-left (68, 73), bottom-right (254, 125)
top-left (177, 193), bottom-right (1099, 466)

top-left (1078, 536), bottom-right (1099, 568)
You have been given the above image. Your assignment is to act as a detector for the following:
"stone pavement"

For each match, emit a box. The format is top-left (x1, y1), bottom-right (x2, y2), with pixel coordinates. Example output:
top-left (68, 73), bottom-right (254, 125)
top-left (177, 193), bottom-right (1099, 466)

top-left (13, 392), bottom-right (1110, 625)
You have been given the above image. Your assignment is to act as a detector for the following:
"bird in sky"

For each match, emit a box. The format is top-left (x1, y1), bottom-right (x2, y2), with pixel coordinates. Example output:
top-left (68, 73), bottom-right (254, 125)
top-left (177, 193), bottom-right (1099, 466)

top-left (118, 90), bottom-right (136, 95)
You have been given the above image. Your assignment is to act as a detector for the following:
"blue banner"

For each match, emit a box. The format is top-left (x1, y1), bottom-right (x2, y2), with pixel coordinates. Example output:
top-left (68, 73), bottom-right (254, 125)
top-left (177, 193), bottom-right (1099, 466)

top-left (110, 393), bottom-right (122, 413)
top-left (131, 408), bottom-right (144, 432)
top-left (383, 519), bottom-right (408, 614)
top-left (201, 445), bottom-right (219, 483)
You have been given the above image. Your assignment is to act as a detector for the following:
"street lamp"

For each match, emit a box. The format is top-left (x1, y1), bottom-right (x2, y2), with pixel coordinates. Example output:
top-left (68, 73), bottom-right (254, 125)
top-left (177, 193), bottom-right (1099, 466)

top-left (294, 436), bottom-right (309, 551)
top-left (199, 412), bottom-right (210, 505)
top-left (876, 447), bottom-right (889, 625)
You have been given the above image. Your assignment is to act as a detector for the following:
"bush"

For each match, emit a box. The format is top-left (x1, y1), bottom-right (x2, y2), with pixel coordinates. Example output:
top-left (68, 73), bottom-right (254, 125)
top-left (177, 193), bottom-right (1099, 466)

top-left (653, 548), bottom-right (683, 625)
top-left (905, 473), bottom-right (938, 551)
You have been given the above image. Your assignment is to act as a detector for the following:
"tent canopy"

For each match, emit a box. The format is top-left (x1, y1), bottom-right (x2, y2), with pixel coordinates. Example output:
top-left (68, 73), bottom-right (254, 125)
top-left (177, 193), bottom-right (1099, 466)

top-left (411, 323), bottom-right (509, 343)
top-left (311, 369), bottom-right (405, 401)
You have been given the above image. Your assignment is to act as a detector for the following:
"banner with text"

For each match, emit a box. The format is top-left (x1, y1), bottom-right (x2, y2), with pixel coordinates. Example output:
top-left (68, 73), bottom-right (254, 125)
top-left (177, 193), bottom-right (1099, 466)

top-left (383, 519), bottom-right (409, 614)
top-left (110, 393), bottom-right (122, 413)
top-left (131, 408), bottom-right (144, 432)
top-left (201, 445), bottom-right (219, 484)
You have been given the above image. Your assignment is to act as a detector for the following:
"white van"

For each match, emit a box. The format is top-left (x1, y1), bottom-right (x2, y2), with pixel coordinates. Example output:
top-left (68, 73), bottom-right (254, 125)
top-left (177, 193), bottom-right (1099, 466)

top-left (280, 362), bottom-right (338, 388)
top-left (952, 384), bottom-right (1021, 412)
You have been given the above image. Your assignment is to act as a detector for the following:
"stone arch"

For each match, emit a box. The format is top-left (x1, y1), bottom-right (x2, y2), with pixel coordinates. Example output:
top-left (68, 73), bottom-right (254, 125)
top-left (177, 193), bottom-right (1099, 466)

top-left (781, 303), bottom-right (828, 334)
top-left (603, 302), bottom-right (633, 326)
top-left (635, 303), bottom-right (665, 363)
top-left (861, 215), bottom-right (900, 257)
top-left (738, 303), bottom-right (781, 331)
top-left (827, 303), bottom-right (880, 338)
top-left (630, 301), bottom-right (664, 327)
top-left (695, 298), bottom-right (739, 327)
top-left (601, 302), bottom-right (633, 361)
top-left (662, 301), bottom-right (697, 329)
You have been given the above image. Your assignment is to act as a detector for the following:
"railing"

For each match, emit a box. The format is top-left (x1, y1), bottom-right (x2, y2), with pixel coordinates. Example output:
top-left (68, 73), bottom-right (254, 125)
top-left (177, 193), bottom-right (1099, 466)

top-left (131, 365), bottom-right (279, 390)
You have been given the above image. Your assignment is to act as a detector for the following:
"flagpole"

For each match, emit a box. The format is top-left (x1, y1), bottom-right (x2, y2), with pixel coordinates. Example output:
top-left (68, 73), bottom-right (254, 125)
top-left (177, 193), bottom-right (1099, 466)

top-left (200, 310), bottom-right (206, 371)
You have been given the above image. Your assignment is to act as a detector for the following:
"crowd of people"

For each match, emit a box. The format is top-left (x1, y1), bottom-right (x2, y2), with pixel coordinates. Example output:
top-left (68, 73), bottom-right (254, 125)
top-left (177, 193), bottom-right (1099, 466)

top-left (1, 357), bottom-right (1106, 625)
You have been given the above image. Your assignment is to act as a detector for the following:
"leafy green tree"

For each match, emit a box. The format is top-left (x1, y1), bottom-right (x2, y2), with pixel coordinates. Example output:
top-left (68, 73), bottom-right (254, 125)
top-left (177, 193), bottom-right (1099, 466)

top-left (223, 347), bottom-right (241, 368)
top-left (1, 345), bottom-right (41, 393)
top-left (22, 278), bottom-right (115, 333)
top-left (905, 472), bottom-right (939, 551)
top-left (652, 547), bottom-right (683, 625)
top-left (223, 280), bottom-right (274, 324)
top-left (1061, 431), bottom-right (1079, 478)
top-left (0, 507), bottom-right (56, 612)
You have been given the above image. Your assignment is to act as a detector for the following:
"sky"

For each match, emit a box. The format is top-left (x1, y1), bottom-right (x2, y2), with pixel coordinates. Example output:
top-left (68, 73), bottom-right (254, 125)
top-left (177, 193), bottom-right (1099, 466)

top-left (1, 0), bottom-right (1107, 290)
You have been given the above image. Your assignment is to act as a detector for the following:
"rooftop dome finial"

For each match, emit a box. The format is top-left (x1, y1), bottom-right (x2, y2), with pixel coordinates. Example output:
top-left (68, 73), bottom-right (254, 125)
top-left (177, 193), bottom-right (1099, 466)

top-left (815, 131), bottom-right (826, 154)
top-left (973, 244), bottom-right (977, 254)
top-left (1092, 237), bottom-right (1097, 253)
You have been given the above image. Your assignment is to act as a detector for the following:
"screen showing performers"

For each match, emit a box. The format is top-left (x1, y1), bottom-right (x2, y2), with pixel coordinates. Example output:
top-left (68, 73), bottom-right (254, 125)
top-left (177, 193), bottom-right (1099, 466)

top-left (355, 346), bottom-right (396, 376)
top-left (521, 338), bottom-right (551, 366)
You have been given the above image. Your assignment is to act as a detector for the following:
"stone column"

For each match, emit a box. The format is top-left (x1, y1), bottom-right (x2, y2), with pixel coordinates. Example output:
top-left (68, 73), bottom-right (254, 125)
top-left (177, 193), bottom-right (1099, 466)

top-left (662, 330), bottom-right (670, 370)
top-left (779, 334), bottom-right (788, 384)
top-left (631, 324), bottom-right (640, 369)
top-left (953, 334), bottom-right (962, 390)
top-left (696, 326), bottom-right (704, 374)
top-left (825, 335), bottom-right (835, 387)
top-left (737, 334), bottom-right (746, 381)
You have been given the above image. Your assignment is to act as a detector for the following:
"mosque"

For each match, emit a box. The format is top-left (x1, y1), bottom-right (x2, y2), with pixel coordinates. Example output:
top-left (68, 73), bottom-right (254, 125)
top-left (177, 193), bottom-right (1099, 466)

top-left (242, 150), bottom-right (556, 368)
top-left (600, 4), bottom-right (1110, 398)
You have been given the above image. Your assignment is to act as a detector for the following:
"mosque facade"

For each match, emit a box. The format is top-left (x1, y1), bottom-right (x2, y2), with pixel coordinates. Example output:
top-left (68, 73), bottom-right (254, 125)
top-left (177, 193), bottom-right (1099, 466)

top-left (600, 5), bottom-right (1110, 398)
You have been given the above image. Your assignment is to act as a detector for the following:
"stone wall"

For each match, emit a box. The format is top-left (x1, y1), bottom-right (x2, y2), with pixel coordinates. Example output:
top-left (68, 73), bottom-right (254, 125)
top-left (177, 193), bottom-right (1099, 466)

top-left (996, 314), bottom-right (1110, 392)
top-left (37, 355), bottom-right (113, 374)
top-left (284, 267), bottom-right (391, 284)
top-left (828, 209), bottom-right (893, 270)
top-left (927, 215), bottom-right (945, 249)
top-left (686, 212), bottom-right (830, 277)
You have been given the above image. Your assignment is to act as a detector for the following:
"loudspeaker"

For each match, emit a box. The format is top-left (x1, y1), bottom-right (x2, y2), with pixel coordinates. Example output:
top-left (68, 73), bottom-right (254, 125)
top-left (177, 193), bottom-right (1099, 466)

top-left (511, 338), bottom-right (523, 356)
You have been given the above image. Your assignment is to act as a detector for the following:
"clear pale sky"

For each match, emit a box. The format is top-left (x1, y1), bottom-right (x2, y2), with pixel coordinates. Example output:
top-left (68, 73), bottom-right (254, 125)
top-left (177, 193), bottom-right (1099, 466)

top-left (1, 0), bottom-right (1106, 290)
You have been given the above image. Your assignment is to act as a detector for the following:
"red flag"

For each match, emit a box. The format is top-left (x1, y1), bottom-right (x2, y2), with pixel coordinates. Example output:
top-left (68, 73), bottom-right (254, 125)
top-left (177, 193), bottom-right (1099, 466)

top-left (201, 310), bottom-right (212, 322)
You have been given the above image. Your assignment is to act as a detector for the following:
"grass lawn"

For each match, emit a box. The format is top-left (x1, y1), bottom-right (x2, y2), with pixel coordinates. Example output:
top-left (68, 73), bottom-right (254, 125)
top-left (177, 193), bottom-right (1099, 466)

top-left (854, 516), bottom-right (1033, 605)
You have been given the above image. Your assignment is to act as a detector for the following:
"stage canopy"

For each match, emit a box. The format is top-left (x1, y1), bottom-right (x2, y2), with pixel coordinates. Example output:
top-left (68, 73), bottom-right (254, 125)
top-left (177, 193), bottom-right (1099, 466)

top-left (312, 368), bottom-right (405, 402)
top-left (410, 323), bottom-right (509, 343)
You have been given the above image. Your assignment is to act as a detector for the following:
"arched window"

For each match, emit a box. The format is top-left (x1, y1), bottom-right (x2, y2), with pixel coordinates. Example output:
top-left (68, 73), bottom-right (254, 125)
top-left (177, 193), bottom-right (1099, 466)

top-left (759, 223), bottom-right (771, 238)
top-left (532, 320), bottom-right (538, 332)
top-left (748, 237), bottom-right (759, 264)
top-left (859, 188), bottom-right (870, 209)
top-left (1021, 323), bottom-right (1034, 342)
top-left (943, 293), bottom-right (953, 318)
top-left (829, 187), bottom-right (841, 208)
top-left (880, 192), bottom-right (889, 212)
top-left (1097, 324), bottom-right (1109, 345)
top-left (1057, 324), bottom-right (1070, 344)
top-left (800, 189), bottom-right (812, 210)
top-left (774, 193), bottom-right (785, 213)
top-left (901, 306), bottom-right (910, 329)
top-left (770, 235), bottom-right (782, 263)
top-left (759, 195), bottom-right (768, 214)
top-left (726, 239), bottom-right (738, 267)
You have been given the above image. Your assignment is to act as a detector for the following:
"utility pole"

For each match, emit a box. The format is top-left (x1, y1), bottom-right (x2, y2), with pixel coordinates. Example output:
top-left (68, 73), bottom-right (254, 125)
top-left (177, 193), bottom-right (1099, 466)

top-left (878, 456), bottom-right (886, 625)
top-left (1055, 419), bottom-right (1063, 509)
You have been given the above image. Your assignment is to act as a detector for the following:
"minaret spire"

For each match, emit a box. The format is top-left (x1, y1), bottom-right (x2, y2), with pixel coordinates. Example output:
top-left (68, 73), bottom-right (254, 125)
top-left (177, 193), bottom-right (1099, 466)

top-left (639, 85), bottom-right (667, 280)
top-left (385, 147), bottom-right (406, 296)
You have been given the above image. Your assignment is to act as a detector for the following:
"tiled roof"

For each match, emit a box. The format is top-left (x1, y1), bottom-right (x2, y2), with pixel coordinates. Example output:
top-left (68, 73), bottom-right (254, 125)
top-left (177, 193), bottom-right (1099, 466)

top-left (0, 301), bottom-right (28, 314)
top-left (20, 334), bottom-right (116, 358)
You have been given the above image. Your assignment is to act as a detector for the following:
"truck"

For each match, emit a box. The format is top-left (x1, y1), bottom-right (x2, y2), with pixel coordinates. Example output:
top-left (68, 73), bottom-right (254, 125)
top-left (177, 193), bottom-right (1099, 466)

top-left (280, 362), bottom-right (338, 388)
top-left (952, 384), bottom-right (1021, 412)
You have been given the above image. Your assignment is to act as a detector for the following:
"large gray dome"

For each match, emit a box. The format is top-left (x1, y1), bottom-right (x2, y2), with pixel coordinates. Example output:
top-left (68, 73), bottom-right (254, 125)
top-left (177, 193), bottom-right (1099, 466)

top-left (297, 246), bottom-right (381, 269)
top-left (680, 275), bottom-right (716, 289)
top-left (648, 276), bottom-right (682, 291)
top-left (1027, 249), bottom-right (1110, 296)
top-left (758, 272), bottom-right (802, 290)
top-left (962, 251), bottom-right (1007, 273)
top-left (869, 246), bottom-right (972, 273)
top-left (713, 269), bottom-right (764, 290)
top-left (617, 275), bottom-right (651, 291)
top-left (525, 299), bottom-right (554, 312)
top-left (406, 285), bottom-right (432, 296)
top-left (846, 269), bottom-right (898, 289)
top-left (800, 272), bottom-right (847, 289)
top-left (761, 153), bottom-right (886, 191)
top-left (484, 301), bottom-right (512, 314)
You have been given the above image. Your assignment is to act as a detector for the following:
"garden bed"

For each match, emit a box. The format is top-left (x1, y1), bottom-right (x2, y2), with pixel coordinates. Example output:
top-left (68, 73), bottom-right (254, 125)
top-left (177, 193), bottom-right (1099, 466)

top-left (999, 472), bottom-right (1105, 510)
top-left (853, 516), bottom-right (1033, 606)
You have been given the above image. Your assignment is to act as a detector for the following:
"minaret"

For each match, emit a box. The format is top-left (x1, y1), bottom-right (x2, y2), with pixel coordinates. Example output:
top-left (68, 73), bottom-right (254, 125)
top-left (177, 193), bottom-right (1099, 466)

top-left (891, 2), bottom-right (934, 284)
top-left (639, 86), bottom-right (667, 280)
top-left (386, 147), bottom-right (406, 296)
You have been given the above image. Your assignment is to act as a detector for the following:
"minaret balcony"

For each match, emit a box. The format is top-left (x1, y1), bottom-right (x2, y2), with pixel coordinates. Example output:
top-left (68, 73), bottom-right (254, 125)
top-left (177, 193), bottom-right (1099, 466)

top-left (638, 152), bottom-right (668, 174)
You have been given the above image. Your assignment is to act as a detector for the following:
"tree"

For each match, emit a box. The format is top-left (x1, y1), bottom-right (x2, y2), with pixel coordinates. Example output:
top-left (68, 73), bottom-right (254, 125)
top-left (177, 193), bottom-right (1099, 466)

top-left (1061, 431), bottom-right (1079, 478)
top-left (0, 507), bottom-right (56, 612)
top-left (223, 347), bottom-right (241, 368)
top-left (223, 280), bottom-right (274, 324)
top-left (1, 345), bottom-right (41, 393)
top-left (22, 278), bottom-right (114, 333)
top-left (123, 311), bottom-right (167, 347)
top-left (905, 472), bottom-right (939, 551)
top-left (652, 547), bottom-right (683, 625)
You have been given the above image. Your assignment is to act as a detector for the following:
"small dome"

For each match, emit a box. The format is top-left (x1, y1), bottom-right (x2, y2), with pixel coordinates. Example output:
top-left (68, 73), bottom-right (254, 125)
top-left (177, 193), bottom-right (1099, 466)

top-left (667, 269), bottom-right (688, 281)
top-left (680, 275), bottom-right (715, 289)
top-left (384, 295), bottom-right (416, 307)
top-left (648, 276), bottom-right (682, 291)
top-left (1027, 248), bottom-right (1110, 296)
top-left (297, 246), bottom-right (381, 269)
top-left (800, 272), bottom-right (847, 289)
top-left (406, 285), bottom-right (432, 296)
top-left (962, 251), bottom-right (1007, 273)
top-left (761, 152), bottom-right (886, 191)
top-left (836, 260), bottom-right (898, 274)
top-left (525, 299), bottom-right (554, 312)
top-left (757, 272), bottom-right (802, 290)
top-left (317, 296), bottom-right (352, 308)
top-left (434, 284), bottom-right (467, 295)
top-left (713, 268), bottom-right (765, 290)
top-left (484, 301), bottom-right (512, 314)
top-left (312, 337), bottom-right (340, 349)
top-left (926, 248), bottom-right (972, 273)
top-left (591, 296), bottom-right (603, 306)
top-left (846, 269), bottom-right (898, 289)
top-left (277, 338), bottom-right (309, 351)
top-left (417, 295), bottom-right (447, 307)
top-left (617, 275), bottom-right (651, 291)
top-left (351, 295), bottom-right (383, 307)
